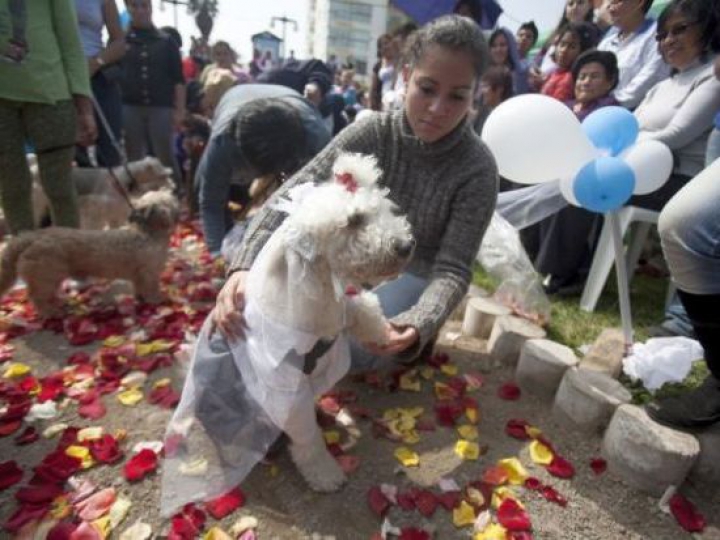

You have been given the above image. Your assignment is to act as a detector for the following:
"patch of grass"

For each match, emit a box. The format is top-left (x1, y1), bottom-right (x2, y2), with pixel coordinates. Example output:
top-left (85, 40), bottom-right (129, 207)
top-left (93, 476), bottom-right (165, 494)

top-left (472, 264), bottom-right (705, 402)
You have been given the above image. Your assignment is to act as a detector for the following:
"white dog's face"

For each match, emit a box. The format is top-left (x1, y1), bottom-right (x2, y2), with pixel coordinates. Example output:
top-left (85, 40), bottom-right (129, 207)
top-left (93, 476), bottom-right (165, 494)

top-left (280, 154), bottom-right (414, 286)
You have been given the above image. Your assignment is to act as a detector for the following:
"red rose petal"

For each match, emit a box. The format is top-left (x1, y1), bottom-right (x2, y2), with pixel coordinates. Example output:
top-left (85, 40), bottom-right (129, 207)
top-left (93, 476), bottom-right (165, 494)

top-left (90, 435), bottom-right (123, 464)
top-left (0, 419), bottom-right (22, 436)
top-left (15, 484), bottom-right (64, 505)
top-left (508, 532), bottom-right (535, 540)
top-left (205, 487), bottom-right (245, 519)
top-left (399, 528), bottom-right (431, 540)
top-left (397, 492), bottom-right (416, 511)
top-left (367, 486), bottom-right (391, 517)
top-left (47, 521), bottom-right (79, 540)
top-left (414, 490), bottom-right (438, 518)
top-left (482, 466), bottom-right (509, 486)
top-left (148, 385), bottom-right (180, 409)
top-left (123, 449), bottom-right (158, 482)
top-left (540, 485), bottom-right (568, 507)
top-left (437, 490), bottom-right (461, 511)
top-left (497, 498), bottom-right (532, 531)
top-left (170, 503), bottom-right (207, 540)
top-left (547, 456), bottom-right (575, 479)
top-left (670, 493), bottom-right (706, 533)
top-left (590, 457), bottom-right (607, 475)
top-left (498, 382), bottom-right (521, 400)
top-left (505, 419), bottom-right (533, 440)
top-left (0, 460), bottom-right (23, 490)
top-left (78, 395), bottom-right (107, 420)
top-left (3, 504), bottom-right (49, 533)
top-left (524, 477), bottom-right (542, 491)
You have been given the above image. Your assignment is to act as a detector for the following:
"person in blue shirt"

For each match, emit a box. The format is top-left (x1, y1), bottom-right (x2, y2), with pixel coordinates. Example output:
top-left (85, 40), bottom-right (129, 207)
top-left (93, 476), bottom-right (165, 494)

top-left (196, 84), bottom-right (331, 256)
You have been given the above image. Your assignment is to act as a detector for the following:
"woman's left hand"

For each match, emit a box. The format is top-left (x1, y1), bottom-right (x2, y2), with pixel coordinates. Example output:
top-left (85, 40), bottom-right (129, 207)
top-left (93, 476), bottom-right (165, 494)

top-left (364, 323), bottom-right (419, 356)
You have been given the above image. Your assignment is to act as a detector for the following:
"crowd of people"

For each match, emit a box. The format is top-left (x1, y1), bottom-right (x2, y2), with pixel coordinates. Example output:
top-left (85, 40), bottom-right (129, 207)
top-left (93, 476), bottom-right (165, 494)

top-left (0, 0), bottom-right (719, 429)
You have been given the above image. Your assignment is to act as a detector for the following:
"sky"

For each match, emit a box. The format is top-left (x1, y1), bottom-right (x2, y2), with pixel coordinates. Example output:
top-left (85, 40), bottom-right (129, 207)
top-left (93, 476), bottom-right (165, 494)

top-left (148, 0), bottom-right (567, 62)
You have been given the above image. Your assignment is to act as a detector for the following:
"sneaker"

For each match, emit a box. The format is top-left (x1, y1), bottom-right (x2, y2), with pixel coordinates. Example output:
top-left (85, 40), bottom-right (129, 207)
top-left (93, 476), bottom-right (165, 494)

top-left (646, 375), bottom-right (720, 429)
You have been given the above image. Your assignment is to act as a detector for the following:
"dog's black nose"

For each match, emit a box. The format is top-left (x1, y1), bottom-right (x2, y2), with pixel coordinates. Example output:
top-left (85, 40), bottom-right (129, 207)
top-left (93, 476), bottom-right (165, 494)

top-left (393, 238), bottom-right (415, 258)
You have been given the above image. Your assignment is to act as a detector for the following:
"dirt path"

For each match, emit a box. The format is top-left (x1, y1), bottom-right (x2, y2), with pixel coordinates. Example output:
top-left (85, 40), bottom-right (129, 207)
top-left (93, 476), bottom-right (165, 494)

top-left (1, 233), bottom-right (719, 539)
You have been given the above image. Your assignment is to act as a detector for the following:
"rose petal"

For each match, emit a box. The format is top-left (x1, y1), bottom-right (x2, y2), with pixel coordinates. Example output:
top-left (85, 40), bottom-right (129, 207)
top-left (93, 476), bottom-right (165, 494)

top-left (367, 486), bottom-right (391, 517)
top-left (0, 460), bottom-right (23, 490)
top-left (546, 456), bottom-right (575, 479)
top-left (123, 449), bottom-right (158, 482)
top-left (498, 382), bottom-right (521, 400)
top-left (414, 490), bottom-right (438, 518)
top-left (505, 419), bottom-right (532, 440)
top-left (498, 498), bottom-right (532, 532)
top-left (205, 488), bottom-right (245, 520)
top-left (670, 493), bottom-right (706, 533)
top-left (529, 440), bottom-right (554, 465)
top-left (590, 457), bottom-right (607, 475)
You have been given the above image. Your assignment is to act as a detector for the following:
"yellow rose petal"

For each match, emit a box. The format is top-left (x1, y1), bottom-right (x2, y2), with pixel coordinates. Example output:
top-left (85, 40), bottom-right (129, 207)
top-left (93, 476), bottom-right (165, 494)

top-left (204, 526), bottom-right (233, 540)
top-left (529, 440), bottom-right (554, 465)
top-left (103, 335), bottom-right (126, 348)
top-left (498, 457), bottom-right (528, 485)
top-left (440, 363), bottom-right (458, 376)
top-left (474, 522), bottom-right (508, 540)
top-left (78, 427), bottom-right (104, 442)
top-left (66, 445), bottom-right (95, 469)
top-left (420, 367), bottom-right (435, 380)
top-left (466, 487), bottom-right (485, 508)
top-left (491, 486), bottom-right (523, 509)
top-left (136, 340), bottom-right (173, 356)
top-left (323, 430), bottom-right (341, 445)
top-left (153, 378), bottom-right (171, 389)
top-left (117, 388), bottom-right (144, 406)
top-left (453, 500), bottom-right (477, 528)
top-left (401, 430), bottom-right (420, 445)
top-left (394, 446), bottom-right (420, 467)
top-left (109, 497), bottom-right (132, 529)
top-left (434, 382), bottom-right (456, 400)
top-left (92, 516), bottom-right (111, 539)
top-left (455, 440), bottom-right (480, 461)
top-left (50, 495), bottom-right (72, 519)
top-left (457, 424), bottom-right (479, 441)
top-left (466, 407), bottom-right (480, 424)
top-left (399, 372), bottom-right (421, 392)
top-left (3, 362), bottom-right (30, 378)
top-left (526, 426), bottom-right (543, 439)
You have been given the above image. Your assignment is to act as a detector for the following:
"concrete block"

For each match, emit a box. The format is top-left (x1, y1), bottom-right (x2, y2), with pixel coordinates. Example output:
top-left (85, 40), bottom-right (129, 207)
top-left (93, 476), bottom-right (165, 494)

top-left (552, 368), bottom-right (631, 433)
top-left (516, 339), bottom-right (578, 400)
top-left (579, 328), bottom-right (626, 379)
top-left (461, 297), bottom-right (511, 339)
top-left (487, 316), bottom-right (545, 366)
top-left (602, 404), bottom-right (700, 496)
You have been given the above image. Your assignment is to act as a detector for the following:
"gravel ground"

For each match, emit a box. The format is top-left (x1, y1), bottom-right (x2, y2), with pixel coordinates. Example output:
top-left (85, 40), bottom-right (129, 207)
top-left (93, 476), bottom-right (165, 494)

top-left (2, 319), bottom-right (720, 539)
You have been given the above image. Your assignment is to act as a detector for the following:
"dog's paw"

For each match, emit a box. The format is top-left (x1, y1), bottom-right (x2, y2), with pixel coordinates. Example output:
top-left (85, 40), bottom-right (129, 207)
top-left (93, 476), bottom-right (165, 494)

top-left (290, 442), bottom-right (346, 492)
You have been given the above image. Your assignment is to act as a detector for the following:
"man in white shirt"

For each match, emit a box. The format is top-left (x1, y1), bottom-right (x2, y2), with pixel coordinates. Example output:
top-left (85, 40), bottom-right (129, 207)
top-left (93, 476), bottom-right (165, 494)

top-left (598, 0), bottom-right (670, 109)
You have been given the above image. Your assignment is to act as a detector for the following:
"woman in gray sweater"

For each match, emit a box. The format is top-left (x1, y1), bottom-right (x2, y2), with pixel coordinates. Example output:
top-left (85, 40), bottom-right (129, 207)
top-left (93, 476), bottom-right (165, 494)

top-left (213, 15), bottom-right (499, 366)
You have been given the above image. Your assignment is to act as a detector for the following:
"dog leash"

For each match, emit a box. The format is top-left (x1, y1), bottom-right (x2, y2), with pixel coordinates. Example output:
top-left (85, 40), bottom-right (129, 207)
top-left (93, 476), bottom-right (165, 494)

top-left (106, 165), bottom-right (136, 212)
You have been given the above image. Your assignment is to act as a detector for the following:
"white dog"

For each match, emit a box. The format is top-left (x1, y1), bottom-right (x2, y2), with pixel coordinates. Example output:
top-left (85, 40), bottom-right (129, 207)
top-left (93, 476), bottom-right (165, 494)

top-left (162, 154), bottom-right (414, 513)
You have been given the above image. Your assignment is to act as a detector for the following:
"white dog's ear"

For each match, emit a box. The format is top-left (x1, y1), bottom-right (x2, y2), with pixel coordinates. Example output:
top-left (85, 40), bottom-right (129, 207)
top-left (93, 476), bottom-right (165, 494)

top-left (332, 153), bottom-right (381, 191)
top-left (283, 223), bottom-right (318, 262)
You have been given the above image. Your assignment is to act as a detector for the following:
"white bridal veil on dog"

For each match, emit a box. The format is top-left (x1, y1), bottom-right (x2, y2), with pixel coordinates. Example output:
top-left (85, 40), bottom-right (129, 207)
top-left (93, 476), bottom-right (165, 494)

top-left (161, 186), bottom-right (355, 516)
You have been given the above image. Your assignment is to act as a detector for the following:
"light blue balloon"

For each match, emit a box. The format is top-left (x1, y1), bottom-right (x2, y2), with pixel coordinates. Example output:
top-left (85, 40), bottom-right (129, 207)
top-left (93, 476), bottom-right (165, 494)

top-left (573, 157), bottom-right (636, 213)
top-left (582, 106), bottom-right (639, 156)
top-left (120, 10), bottom-right (131, 31)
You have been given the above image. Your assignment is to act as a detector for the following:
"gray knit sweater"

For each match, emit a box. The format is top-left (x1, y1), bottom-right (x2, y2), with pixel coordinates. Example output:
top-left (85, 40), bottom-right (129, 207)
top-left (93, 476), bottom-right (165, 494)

top-left (230, 109), bottom-right (498, 357)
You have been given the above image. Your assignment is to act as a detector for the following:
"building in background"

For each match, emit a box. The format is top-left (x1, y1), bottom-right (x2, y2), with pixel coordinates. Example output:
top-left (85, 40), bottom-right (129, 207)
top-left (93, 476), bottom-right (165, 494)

top-left (251, 31), bottom-right (283, 66)
top-left (307, 0), bottom-right (407, 82)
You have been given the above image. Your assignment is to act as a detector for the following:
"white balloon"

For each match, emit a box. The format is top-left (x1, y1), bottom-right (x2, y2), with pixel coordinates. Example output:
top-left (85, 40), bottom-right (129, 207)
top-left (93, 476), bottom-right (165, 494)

top-left (559, 176), bottom-right (580, 206)
top-left (620, 140), bottom-right (674, 195)
top-left (481, 94), bottom-right (597, 185)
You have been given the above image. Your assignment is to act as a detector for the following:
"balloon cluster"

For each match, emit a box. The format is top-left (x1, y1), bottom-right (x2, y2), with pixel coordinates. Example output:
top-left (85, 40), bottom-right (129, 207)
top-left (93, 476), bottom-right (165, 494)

top-left (482, 95), bottom-right (673, 213)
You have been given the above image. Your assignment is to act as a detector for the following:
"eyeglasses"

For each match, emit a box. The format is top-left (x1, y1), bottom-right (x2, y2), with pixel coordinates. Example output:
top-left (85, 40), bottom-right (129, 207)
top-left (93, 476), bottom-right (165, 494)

top-left (655, 22), bottom-right (697, 42)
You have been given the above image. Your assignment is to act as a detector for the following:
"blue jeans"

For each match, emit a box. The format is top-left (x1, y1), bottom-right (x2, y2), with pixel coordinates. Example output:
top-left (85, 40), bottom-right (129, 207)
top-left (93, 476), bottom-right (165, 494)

top-left (659, 156), bottom-right (720, 295)
top-left (349, 273), bottom-right (429, 373)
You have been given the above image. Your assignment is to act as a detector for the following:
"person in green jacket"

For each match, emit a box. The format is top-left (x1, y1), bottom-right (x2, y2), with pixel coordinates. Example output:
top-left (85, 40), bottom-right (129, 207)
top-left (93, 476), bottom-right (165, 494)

top-left (0, 0), bottom-right (96, 234)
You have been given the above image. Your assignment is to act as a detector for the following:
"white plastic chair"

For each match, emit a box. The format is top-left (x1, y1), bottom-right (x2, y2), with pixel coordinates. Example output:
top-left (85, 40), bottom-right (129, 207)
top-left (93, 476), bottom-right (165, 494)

top-left (579, 205), bottom-right (660, 312)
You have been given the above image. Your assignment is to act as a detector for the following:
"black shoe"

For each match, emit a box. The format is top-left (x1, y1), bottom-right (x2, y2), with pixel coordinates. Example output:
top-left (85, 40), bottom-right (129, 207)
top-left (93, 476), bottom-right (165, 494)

top-left (646, 375), bottom-right (720, 429)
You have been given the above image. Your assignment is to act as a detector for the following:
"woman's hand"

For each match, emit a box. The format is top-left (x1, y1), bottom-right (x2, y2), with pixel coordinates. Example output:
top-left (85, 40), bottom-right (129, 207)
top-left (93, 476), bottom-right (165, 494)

top-left (210, 270), bottom-right (248, 341)
top-left (73, 95), bottom-right (97, 147)
top-left (363, 322), bottom-right (419, 356)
